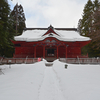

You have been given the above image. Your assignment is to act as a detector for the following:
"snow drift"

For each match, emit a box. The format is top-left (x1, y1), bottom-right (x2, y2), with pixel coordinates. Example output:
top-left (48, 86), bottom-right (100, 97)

top-left (0, 60), bottom-right (100, 100)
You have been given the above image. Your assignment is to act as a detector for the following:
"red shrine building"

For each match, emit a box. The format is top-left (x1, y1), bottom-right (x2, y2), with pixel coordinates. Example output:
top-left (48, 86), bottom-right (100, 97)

top-left (12, 25), bottom-right (91, 59)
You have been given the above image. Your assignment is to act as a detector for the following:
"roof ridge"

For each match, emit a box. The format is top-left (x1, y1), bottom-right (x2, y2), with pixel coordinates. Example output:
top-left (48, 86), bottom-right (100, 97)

top-left (24, 28), bottom-right (77, 31)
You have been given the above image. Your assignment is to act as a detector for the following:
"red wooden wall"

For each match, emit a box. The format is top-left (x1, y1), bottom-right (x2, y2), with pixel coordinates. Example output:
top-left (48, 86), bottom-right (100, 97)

top-left (36, 46), bottom-right (43, 57)
top-left (58, 46), bottom-right (66, 58)
top-left (12, 38), bottom-right (90, 58)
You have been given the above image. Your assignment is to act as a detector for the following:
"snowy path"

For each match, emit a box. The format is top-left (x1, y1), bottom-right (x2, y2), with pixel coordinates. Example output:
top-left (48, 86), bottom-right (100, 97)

top-left (38, 67), bottom-right (65, 100)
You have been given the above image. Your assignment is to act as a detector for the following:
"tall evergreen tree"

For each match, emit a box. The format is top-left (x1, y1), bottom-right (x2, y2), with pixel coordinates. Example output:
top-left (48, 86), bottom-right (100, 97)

top-left (81, 0), bottom-right (93, 36)
top-left (79, 0), bottom-right (100, 57)
top-left (0, 0), bottom-right (10, 55)
top-left (0, 0), bottom-right (10, 46)
top-left (87, 0), bottom-right (100, 57)
top-left (77, 19), bottom-right (82, 34)
top-left (0, 0), bottom-right (15, 57)
top-left (89, 8), bottom-right (100, 49)
top-left (10, 3), bottom-right (26, 36)
top-left (93, 0), bottom-right (100, 11)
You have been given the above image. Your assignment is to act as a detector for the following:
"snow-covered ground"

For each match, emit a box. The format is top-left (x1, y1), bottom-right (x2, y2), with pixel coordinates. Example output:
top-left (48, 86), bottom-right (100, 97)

top-left (0, 60), bottom-right (100, 100)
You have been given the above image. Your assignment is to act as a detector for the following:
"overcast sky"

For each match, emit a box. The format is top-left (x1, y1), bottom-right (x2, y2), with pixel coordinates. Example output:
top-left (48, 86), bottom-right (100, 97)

top-left (8, 0), bottom-right (91, 28)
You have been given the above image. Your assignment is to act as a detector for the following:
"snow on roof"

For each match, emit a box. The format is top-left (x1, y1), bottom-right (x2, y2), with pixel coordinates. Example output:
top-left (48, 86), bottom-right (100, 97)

top-left (14, 28), bottom-right (90, 42)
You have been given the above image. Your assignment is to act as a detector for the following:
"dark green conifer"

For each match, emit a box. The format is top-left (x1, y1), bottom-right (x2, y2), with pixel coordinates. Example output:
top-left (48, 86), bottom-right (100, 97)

top-left (0, 0), bottom-right (15, 57)
top-left (0, 0), bottom-right (10, 45)
top-left (93, 0), bottom-right (100, 11)
top-left (77, 19), bottom-right (82, 34)
top-left (80, 0), bottom-right (100, 57)
top-left (81, 0), bottom-right (93, 36)
top-left (89, 8), bottom-right (100, 49)
top-left (10, 3), bottom-right (26, 36)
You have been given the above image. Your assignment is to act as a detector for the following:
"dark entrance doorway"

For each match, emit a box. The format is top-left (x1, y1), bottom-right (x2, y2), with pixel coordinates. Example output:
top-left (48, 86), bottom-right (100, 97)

top-left (47, 49), bottom-right (55, 56)
top-left (45, 46), bottom-right (56, 58)
top-left (45, 48), bottom-right (56, 62)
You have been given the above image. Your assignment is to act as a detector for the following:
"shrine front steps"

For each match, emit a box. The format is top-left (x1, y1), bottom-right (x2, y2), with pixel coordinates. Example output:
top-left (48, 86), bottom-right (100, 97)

top-left (45, 57), bottom-right (57, 62)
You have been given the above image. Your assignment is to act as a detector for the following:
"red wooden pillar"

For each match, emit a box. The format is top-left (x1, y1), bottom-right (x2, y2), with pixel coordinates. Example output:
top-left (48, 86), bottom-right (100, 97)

top-left (57, 46), bottom-right (58, 59)
top-left (43, 46), bottom-right (45, 58)
top-left (34, 46), bottom-right (36, 58)
top-left (66, 46), bottom-right (67, 58)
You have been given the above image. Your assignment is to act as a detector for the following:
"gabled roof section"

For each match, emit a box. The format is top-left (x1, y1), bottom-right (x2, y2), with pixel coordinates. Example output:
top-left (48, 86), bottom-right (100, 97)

top-left (14, 25), bottom-right (91, 42)
top-left (42, 25), bottom-right (60, 36)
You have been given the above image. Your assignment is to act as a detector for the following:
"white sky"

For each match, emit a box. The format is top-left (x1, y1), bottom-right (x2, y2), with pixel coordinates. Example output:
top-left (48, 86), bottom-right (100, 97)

top-left (8, 0), bottom-right (92, 28)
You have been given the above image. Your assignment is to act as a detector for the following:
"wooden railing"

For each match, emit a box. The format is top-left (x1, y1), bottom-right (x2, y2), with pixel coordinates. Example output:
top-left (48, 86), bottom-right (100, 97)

top-left (0, 58), bottom-right (41, 64)
top-left (59, 58), bottom-right (100, 64)
top-left (1, 57), bottom-right (100, 65)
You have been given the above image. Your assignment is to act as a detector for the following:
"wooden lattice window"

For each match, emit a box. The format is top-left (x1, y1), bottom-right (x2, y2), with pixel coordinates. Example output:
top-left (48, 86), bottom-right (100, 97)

top-left (45, 39), bottom-right (50, 43)
top-left (51, 40), bottom-right (56, 43)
